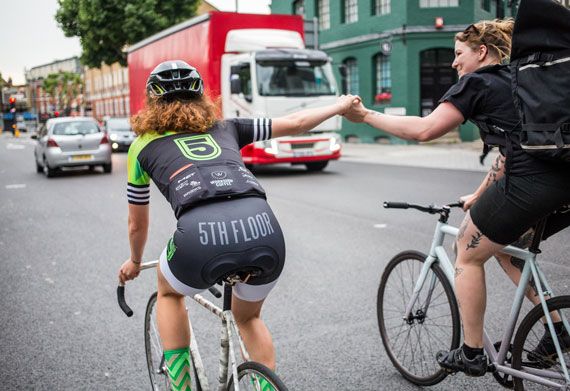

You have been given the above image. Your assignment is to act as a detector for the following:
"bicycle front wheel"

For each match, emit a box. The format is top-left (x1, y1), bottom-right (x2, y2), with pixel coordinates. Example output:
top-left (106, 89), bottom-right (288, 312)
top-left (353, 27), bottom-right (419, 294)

top-left (377, 250), bottom-right (461, 386)
top-left (226, 361), bottom-right (288, 391)
top-left (511, 295), bottom-right (570, 391)
top-left (144, 292), bottom-right (202, 391)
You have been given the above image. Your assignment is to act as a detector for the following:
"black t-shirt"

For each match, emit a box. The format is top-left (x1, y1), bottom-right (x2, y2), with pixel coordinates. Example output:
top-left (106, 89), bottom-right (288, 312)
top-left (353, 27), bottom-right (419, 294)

top-left (439, 65), bottom-right (556, 175)
top-left (127, 118), bottom-right (272, 217)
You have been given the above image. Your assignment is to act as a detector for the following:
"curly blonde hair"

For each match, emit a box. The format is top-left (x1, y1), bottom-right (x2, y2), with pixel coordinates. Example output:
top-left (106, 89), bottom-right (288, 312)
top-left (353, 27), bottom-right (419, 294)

top-left (455, 19), bottom-right (515, 63)
top-left (130, 95), bottom-right (219, 136)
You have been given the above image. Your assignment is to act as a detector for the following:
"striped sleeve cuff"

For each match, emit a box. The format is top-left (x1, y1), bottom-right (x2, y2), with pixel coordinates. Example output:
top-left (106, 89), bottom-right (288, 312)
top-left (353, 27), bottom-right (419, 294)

top-left (253, 118), bottom-right (272, 141)
top-left (127, 183), bottom-right (150, 205)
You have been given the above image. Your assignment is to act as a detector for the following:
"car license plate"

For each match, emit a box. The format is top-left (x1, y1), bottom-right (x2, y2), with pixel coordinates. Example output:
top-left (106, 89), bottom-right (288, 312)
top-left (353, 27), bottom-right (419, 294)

top-left (70, 154), bottom-right (93, 161)
top-left (293, 150), bottom-right (314, 157)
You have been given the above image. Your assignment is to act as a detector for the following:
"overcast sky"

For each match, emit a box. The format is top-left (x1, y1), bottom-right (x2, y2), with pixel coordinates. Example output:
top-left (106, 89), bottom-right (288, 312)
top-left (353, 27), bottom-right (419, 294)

top-left (0, 0), bottom-right (271, 85)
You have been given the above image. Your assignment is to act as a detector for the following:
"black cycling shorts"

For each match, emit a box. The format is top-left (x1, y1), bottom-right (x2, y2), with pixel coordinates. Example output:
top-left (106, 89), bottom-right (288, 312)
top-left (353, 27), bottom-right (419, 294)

top-left (160, 197), bottom-right (286, 301)
top-left (470, 169), bottom-right (570, 245)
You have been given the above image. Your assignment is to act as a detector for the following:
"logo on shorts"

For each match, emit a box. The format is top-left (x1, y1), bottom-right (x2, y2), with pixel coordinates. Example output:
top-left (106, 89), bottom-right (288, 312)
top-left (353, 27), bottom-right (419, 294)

top-left (166, 237), bottom-right (177, 261)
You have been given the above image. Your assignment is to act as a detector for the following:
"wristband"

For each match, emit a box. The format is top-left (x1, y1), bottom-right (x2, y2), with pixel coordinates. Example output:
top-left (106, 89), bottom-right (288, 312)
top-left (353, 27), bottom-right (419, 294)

top-left (131, 259), bottom-right (141, 265)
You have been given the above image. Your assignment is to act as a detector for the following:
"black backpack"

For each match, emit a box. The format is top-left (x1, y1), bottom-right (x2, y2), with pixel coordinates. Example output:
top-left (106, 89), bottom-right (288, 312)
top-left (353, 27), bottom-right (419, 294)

top-left (510, 0), bottom-right (570, 162)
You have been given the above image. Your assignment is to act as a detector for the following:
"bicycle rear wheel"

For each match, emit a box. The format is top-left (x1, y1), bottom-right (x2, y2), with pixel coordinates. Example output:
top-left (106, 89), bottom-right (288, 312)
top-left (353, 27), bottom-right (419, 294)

top-left (377, 250), bottom-right (461, 386)
top-left (144, 292), bottom-right (202, 391)
top-left (511, 296), bottom-right (570, 391)
top-left (226, 361), bottom-right (288, 391)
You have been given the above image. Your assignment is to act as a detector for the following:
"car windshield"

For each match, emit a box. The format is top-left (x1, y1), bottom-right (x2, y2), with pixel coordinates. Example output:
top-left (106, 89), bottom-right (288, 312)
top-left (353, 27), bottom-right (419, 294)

top-left (256, 60), bottom-right (336, 97)
top-left (106, 118), bottom-right (131, 132)
top-left (52, 121), bottom-right (100, 136)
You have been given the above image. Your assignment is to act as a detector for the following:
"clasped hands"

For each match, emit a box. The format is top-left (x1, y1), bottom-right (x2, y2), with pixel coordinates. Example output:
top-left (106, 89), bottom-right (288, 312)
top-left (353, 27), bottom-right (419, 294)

top-left (336, 94), bottom-right (370, 123)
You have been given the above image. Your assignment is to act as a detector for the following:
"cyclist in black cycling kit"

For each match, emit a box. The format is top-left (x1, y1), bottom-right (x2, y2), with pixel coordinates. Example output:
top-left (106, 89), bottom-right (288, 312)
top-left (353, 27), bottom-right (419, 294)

top-left (117, 60), bottom-right (356, 390)
top-left (344, 20), bottom-right (570, 376)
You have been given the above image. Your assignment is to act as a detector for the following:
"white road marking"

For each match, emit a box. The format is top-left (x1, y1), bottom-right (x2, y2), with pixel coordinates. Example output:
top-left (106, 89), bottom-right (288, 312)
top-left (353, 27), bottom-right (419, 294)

top-left (374, 223), bottom-right (387, 229)
top-left (6, 143), bottom-right (25, 150)
top-left (6, 184), bottom-right (26, 189)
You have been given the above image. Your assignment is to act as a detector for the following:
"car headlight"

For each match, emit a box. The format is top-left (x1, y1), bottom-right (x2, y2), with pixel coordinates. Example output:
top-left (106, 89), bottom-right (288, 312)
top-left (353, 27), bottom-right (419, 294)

top-left (110, 134), bottom-right (118, 141)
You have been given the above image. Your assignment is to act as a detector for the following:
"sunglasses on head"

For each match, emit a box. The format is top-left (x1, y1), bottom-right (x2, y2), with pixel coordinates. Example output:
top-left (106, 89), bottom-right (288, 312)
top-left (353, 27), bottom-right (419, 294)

top-left (463, 23), bottom-right (486, 44)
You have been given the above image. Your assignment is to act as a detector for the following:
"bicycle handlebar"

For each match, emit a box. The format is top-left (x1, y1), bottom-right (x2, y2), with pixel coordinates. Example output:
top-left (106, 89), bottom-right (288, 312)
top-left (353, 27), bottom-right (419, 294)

top-left (117, 284), bottom-right (133, 317)
top-left (383, 200), bottom-right (464, 215)
top-left (117, 260), bottom-right (223, 317)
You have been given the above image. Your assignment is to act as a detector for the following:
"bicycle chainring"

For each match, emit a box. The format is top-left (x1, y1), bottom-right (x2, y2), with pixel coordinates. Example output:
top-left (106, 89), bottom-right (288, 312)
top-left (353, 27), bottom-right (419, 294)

top-left (491, 341), bottom-right (514, 389)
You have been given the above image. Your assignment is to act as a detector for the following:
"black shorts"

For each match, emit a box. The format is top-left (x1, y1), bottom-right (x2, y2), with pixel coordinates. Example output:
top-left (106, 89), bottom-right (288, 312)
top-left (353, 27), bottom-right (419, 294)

top-left (471, 170), bottom-right (570, 245)
top-left (160, 197), bottom-right (286, 301)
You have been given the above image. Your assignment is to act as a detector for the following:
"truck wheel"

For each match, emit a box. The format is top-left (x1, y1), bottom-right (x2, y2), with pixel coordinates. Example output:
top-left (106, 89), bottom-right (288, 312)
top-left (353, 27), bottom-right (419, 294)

top-left (305, 161), bottom-right (328, 172)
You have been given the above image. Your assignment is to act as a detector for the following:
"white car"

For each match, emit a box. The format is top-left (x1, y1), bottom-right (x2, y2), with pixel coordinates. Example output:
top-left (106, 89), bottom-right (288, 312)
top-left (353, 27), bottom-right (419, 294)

top-left (32, 117), bottom-right (112, 177)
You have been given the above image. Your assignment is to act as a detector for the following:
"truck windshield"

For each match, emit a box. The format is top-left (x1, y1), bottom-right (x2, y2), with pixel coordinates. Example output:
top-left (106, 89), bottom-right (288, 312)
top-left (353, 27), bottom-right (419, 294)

top-left (256, 61), bottom-right (336, 97)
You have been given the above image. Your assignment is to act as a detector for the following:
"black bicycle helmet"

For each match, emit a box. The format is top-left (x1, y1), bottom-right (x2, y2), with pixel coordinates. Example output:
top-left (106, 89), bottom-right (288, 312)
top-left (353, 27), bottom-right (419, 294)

top-left (146, 60), bottom-right (204, 100)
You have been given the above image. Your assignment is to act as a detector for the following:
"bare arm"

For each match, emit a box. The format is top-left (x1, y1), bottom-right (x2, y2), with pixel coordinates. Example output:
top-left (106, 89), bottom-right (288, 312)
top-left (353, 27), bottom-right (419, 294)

top-left (271, 95), bottom-right (357, 138)
top-left (345, 101), bottom-right (465, 142)
top-left (128, 203), bottom-right (149, 262)
top-left (119, 203), bottom-right (149, 283)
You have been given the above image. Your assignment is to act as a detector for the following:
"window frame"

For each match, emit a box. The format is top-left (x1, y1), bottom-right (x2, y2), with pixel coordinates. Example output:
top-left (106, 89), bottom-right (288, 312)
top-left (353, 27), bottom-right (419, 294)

top-left (343, 58), bottom-right (359, 95)
top-left (419, 0), bottom-right (459, 8)
top-left (343, 0), bottom-right (359, 24)
top-left (373, 53), bottom-right (391, 101)
top-left (372, 0), bottom-right (391, 16)
top-left (316, 0), bottom-right (331, 30)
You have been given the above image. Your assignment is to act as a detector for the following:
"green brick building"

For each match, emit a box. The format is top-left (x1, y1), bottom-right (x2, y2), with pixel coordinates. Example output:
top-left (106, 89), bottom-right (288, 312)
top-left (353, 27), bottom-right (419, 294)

top-left (271, 0), bottom-right (515, 143)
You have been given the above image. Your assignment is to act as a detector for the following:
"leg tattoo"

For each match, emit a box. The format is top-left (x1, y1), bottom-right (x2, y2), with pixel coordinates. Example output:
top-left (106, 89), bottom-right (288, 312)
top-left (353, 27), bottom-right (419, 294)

top-left (455, 267), bottom-right (464, 278)
top-left (466, 231), bottom-right (483, 250)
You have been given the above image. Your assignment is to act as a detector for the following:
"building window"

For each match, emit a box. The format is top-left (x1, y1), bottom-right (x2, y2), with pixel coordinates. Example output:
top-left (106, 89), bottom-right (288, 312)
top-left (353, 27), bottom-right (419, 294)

top-left (343, 58), bottom-right (359, 95)
top-left (481, 0), bottom-right (490, 11)
top-left (293, 0), bottom-right (305, 15)
top-left (316, 0), bottom-right (330, 30)
top-left (373, 54), bottom-right (391, 101)
top-left (343, 0), bottom-right (358, 23)
top-left (419, 0), bottom-right (459, 7)
top-left (373, 0), bottom-right (391, 15)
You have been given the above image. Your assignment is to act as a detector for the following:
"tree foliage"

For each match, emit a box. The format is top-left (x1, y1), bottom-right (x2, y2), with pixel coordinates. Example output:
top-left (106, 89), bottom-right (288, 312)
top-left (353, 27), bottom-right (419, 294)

top-left (43, 72), bottom-right (84, 115)
top-left (55, 0), bottom-right (200, 67)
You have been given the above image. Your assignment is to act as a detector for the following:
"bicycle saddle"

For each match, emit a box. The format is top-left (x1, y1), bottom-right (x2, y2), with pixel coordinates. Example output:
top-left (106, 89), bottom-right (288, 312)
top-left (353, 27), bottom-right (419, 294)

top-left (201, 246), bottom-right (279, 285)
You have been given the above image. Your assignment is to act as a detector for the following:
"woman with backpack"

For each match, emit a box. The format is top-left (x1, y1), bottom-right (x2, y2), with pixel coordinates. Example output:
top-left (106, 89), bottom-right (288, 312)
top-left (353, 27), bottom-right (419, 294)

top-left (344, 18), bottom-right (570, 376)
top-left (117, 60), bottom-right (356, 390)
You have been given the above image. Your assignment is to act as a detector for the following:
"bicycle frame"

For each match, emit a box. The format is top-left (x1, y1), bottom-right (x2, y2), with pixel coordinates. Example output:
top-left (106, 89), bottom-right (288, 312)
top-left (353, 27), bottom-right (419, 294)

top-left (141, 260), bottom-right (251, 391)
top-left (403, 221), bottom-right (570, 389)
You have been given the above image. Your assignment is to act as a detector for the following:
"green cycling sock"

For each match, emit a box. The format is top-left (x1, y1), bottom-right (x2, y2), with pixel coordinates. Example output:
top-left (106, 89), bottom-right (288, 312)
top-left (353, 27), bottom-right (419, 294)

top-left (251, 375), bottom-right (275, 391)
top-left (164, 347), bottom-right (192, 391)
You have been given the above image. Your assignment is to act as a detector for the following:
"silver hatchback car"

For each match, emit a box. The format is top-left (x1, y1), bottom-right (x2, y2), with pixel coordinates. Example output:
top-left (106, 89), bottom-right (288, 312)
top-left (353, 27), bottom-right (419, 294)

top-left (33, 117), bottom-right (112, 177)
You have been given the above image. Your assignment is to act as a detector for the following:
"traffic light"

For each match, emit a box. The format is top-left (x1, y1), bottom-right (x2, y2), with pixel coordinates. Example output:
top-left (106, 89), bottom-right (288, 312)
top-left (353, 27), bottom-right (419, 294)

top-left (8, 97), bottom-right (16, 113)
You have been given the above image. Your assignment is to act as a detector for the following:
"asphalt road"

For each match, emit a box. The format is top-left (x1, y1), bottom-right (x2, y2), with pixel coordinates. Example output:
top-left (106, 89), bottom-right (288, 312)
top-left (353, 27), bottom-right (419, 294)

top-left (1, 133), bottom-right (568, 390)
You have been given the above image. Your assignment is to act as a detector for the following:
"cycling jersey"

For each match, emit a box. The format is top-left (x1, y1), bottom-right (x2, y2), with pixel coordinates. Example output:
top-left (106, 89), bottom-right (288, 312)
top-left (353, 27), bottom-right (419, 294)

top-left (127, 118), bottom-right (272, 217)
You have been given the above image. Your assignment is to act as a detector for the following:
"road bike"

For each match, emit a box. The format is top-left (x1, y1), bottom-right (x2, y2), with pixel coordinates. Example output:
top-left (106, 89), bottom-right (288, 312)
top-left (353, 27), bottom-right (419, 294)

top-left (118, 261), bottom-right (288, 391)
top-left (377, 201), bottom-right (570, 390)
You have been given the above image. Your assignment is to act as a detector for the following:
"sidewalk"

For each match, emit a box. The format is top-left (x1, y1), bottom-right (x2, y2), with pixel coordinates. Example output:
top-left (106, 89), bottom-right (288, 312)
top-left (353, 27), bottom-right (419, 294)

top-left (340, 140), bottom-right (498, 173)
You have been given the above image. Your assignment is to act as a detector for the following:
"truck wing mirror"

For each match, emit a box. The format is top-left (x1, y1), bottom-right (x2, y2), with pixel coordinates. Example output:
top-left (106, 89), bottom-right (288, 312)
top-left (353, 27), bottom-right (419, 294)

top-left (230, 74), bottom-right (242, 95)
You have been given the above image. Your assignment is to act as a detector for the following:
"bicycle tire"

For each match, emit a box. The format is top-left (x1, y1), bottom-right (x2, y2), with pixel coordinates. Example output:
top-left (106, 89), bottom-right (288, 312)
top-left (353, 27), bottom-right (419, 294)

top-left (511, 295), bottom-right (570, 391)
top-left (144, 292), bottom-right (202, 391)
top-left (226, 361), bottom-right (288, 391)
top-left (377, 250), bottom-right (461, 386)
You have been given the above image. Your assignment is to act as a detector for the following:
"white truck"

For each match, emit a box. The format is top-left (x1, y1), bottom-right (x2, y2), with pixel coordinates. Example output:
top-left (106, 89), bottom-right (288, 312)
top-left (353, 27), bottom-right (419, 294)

top-left (128, 11), bottom-right (342, 171)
